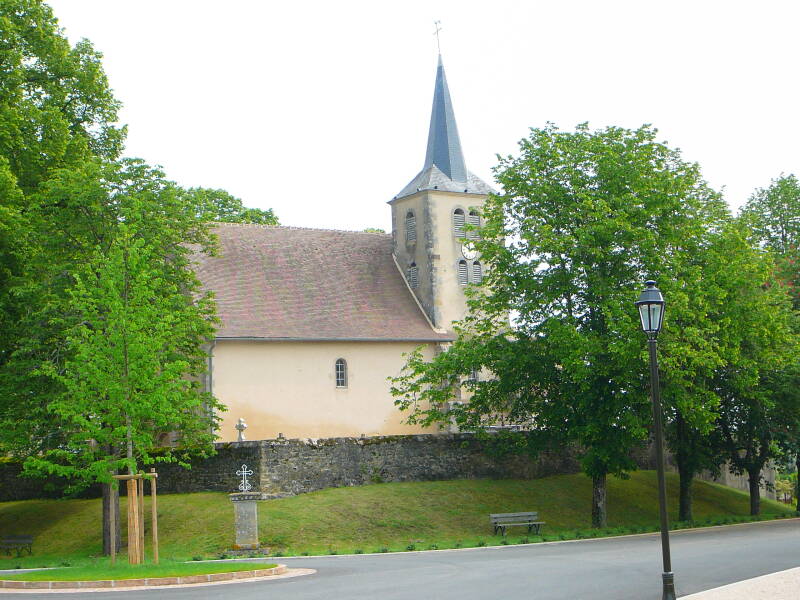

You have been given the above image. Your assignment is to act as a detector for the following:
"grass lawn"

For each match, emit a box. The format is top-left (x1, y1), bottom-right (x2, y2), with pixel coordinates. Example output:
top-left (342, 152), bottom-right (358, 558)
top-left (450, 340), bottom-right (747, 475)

top-left (0, 471), bottom-right (794, 567)
top-left (1, 560), bottom-right (278, 581)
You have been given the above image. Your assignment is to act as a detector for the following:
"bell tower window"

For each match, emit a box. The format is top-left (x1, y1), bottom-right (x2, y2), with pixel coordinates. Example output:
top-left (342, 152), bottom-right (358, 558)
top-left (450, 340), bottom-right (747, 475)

top-left (457, 260), bottom-right (468, 285)
top-left (407, 262), bottom-right (419, 288)
top-left (453, 209), bottom-right (465, 238)
top-left (467, 210), bottom-right (481, 240)
top-left (472, 261), bottom-right (482, 284)
top-left (405, 210), bottom-right (416, 242)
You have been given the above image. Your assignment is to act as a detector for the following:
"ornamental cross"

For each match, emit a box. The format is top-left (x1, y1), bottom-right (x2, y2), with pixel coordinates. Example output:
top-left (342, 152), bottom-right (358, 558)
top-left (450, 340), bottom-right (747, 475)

top-left (433, 20), bottom-right (442, 54)
top-left (236, 464), bottom-right (253, 492)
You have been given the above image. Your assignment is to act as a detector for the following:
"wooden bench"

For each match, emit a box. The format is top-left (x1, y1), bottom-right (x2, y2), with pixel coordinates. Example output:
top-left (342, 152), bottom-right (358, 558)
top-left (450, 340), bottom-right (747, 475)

top-left (0, 535), bottom-right (33, 557)
top-left (490, 512), bottom-right (545, 536)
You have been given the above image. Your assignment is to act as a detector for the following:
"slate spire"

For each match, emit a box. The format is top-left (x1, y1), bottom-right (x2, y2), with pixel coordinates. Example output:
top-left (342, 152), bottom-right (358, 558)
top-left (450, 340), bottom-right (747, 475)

top-left (423, 55), bottom-right (467, 183)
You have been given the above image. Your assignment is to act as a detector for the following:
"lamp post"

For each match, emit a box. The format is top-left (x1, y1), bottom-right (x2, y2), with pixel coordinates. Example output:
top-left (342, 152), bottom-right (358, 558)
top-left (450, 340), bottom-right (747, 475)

top-left (635, 280), bottom-right (676, 600)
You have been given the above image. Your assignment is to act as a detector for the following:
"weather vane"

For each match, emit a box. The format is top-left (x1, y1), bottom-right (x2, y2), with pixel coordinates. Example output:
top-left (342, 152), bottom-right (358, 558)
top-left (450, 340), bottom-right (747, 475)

top-left (433, 20), bottom-right (442, 54)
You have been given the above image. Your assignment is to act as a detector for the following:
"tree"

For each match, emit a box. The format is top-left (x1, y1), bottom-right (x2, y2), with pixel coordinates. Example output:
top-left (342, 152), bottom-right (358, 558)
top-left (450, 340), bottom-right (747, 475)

top-left (0, 0), bottom-right (124, 191)
top-left (27, 219), bottom-right (221, 482)
top-left (0, 0), bottom-right (126, 477)
top-left (1, 159), bottom-right (222, 552)
top-left (187, 188), bottom-right (279, 225)
top-left (705, 223), bottom-right (797, 515)
top-left (738, 175), bottom-right (800, 514)
top-left (392, 123), bottom-right (728, 528)
top-left (740, 175), bottom-right (800, 257)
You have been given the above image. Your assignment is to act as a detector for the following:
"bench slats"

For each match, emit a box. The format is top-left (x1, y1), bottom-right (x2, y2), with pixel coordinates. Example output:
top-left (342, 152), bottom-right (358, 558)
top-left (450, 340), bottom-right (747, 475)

top-left (489, 512), bottom-right (545, 536)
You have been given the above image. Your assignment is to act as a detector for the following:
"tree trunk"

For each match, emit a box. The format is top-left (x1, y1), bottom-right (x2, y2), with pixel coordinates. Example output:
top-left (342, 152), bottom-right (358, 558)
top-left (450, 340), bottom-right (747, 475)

top-left (677, 465), bottom-right (693, 523)
top-left (591, 473), bottom-right (607, 528)
top-left (795, 455), bottom-right (800, 513)
top-left (102, 483), bottom-right (121, 555)
top-left (747, 467), bottom-right (761, 516)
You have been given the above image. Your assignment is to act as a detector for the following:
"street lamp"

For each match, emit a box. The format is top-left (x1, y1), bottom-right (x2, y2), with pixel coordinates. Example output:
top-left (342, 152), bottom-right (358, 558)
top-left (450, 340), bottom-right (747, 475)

top-left (635, 280), bottom-right (676, 600)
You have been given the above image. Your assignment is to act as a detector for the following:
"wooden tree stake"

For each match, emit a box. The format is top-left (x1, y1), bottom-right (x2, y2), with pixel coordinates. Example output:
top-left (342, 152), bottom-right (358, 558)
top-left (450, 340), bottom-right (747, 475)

top-left (150, 469), bottom-right (159, 564)
top-left (126, 479), bottom-right (141, 564)
top-left (109, 484), bottom-right (116, 566)
top-left (137, 476), bottom-right (145, 563)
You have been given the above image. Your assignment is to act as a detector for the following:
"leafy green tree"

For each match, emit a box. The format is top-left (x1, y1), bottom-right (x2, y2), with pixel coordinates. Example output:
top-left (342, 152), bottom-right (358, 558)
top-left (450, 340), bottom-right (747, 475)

top-left (1, 159), bottom-right (222, 551)
top-left (187, 187), bottom-right (278, 225)
top-left (27, 219), bottom-right (221, 483)
top-left (740, 175), bottom-right (800, 257)
top-left (0, 0), bottom-right (124, 191)
top-left (363, 227), bottom-right (386, 233)
top-left (392, 123), bottom-right (728, 528)
top-left (738, 175), bottom-right (800, 513)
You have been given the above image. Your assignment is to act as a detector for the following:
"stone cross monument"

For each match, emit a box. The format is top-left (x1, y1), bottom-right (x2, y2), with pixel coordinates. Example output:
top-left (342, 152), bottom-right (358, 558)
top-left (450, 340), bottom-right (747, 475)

top-left (229, 463), bottom-right (264, 550)
top-left (235, 417), bottom-right (247, 442)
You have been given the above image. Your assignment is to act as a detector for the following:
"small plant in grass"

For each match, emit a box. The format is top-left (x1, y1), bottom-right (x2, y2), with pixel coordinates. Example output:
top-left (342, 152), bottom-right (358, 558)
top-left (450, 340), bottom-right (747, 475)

top-left (501, 539), bottom-right (510, 545)
top-left (354, 549), bottom-right (364, 554)
top-left (405, 544), bottom-right (416, 551)
top-left (476, 540), bottom-right (486, 547)
top-left (300, 552), bottom-right (309, 556)
top-left (379, 547), bottom-right (390, 553)
top-left (427, 544), bottom-right (438, 550)
top-left (14, 565), bottom-right (22, 570)
top-left (273, 552), bottom-right (284, 558)
top-left (60, 562), bottom-right (71, 567)
top-left (191, 556), bottom-right (203, 561)
top-left (518, 537), bottom-right (530, 544)
top-left (217, 553), bottom-right (229, 560)
top-left (328, 550), bottom-right (338, 555)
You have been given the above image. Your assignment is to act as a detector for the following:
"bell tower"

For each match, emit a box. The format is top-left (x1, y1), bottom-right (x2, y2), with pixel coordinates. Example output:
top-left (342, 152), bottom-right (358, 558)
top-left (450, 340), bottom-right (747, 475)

top-left (390, 55), bottom-right (493, 332)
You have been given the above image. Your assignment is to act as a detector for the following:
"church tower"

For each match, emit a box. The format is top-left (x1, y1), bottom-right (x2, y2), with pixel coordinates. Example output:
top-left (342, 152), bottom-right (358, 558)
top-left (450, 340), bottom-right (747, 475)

top-left (390, 55), bottom-right (493, 331)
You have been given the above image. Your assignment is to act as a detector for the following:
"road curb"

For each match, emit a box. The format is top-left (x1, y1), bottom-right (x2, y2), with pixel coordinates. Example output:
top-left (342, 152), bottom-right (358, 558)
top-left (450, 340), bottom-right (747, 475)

top-left (0, 564), bottom-right (317, 592)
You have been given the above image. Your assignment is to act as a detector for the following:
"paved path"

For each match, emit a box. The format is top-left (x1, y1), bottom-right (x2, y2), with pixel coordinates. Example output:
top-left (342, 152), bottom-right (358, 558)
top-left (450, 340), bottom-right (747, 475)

top-left (3, 519), bottom-right (798, 599)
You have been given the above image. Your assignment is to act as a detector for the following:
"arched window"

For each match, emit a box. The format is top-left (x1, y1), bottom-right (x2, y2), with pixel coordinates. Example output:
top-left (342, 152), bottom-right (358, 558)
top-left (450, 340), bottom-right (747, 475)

top-left (453, 208), bottom-right (465, 238)
top-left (335, 358), bottom-right (347, 388)
top-left (407, 262), bottom-right (418, 288)
top-left (457, 260), bottom-right (468, 285)
top-left (405, 210), bottom-right (416, 242)
top-left (472, 261), bottom-right (482, 284)
top-left (467, 210), bottom-right (481, 240)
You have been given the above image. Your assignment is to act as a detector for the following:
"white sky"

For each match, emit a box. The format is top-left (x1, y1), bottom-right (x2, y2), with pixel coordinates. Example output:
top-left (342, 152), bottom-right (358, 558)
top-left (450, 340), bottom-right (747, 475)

top-left (48, 0), bottom-right (800, 232)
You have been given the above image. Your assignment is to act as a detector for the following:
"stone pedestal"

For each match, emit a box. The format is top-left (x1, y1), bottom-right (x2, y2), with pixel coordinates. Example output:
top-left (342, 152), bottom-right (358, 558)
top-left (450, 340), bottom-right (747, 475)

top-left (229, 492), bottom-right (265, 550)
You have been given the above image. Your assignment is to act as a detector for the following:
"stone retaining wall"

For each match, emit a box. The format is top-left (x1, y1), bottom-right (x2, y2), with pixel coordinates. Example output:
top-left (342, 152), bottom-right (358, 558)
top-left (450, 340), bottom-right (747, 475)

top-left (0, 433), bottom-right (774, 501)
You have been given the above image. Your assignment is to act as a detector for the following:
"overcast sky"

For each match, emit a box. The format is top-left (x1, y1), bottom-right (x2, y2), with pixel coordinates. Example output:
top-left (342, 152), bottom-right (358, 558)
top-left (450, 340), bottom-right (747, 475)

top-left (48, 0), bottom-right (800, 232)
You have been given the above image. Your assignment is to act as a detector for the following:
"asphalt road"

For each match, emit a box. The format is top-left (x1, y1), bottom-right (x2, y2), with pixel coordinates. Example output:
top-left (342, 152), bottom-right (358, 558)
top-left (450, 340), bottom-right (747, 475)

top-left (4, 519), bottom-right (799, 599)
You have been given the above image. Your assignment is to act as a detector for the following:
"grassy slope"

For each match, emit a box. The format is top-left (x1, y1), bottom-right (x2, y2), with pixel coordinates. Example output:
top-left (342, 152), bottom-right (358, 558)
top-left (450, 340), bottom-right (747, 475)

top-left (0, 471), bottom-right (793, 566)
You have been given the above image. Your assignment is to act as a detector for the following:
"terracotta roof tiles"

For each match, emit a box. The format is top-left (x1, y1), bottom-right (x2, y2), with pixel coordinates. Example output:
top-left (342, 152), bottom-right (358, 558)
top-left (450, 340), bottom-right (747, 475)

top-left (192, 223), bottom-right (453, 342)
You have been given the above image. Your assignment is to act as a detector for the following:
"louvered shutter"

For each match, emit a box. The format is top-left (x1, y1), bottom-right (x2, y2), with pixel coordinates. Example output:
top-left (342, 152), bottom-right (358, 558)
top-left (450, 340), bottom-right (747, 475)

top-left (407, 264), bottom-right (418, 288)
top-left (457, 260), bottom-right (468, 285)
top-left (406, 212), bottom-right (416, 242)
top-left (472, 261), bottom-right (482, 283)
top-left (453, 210), bottom-right (465, 237)
top-left (467, 211), bottom-right (480, 240)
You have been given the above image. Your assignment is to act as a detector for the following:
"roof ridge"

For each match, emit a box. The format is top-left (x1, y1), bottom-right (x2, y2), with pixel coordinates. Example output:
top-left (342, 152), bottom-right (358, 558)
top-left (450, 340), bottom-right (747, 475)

top-left (211, 222), bottom-right (390, 236)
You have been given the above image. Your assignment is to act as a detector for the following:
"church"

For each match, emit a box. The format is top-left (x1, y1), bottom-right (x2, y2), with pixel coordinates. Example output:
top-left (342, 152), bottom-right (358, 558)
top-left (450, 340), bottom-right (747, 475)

top-left (194, 56), bottom-right (493, 442)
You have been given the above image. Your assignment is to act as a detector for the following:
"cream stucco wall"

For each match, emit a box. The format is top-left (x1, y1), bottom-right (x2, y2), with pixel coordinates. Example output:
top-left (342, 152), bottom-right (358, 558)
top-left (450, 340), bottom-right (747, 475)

top-left (212, 340), bottom-right (437, 442)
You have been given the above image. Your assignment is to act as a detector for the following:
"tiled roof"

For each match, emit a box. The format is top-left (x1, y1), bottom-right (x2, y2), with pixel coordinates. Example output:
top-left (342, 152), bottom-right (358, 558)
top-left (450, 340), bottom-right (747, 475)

top-left (193, 223), bottom-right (453, 342)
